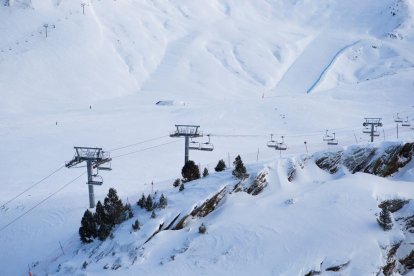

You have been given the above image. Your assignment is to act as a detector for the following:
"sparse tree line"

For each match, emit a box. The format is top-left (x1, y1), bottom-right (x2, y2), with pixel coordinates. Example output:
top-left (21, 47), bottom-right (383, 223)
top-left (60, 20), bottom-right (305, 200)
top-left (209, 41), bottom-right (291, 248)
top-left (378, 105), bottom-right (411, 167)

top-left (175, 155), bottom-right (248, 190)
top-left (79, 188), bottom-right (132, 243)
top-left (79, 188), bottom-right (168, 243)
top-left (79, 155), bottom-right (248, 243)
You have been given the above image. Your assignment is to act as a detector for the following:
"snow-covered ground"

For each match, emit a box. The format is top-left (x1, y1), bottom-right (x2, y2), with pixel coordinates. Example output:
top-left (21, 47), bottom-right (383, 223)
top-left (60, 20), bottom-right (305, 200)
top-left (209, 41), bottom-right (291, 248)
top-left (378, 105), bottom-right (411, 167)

top-left (0, 0), bottom-right (414, 275)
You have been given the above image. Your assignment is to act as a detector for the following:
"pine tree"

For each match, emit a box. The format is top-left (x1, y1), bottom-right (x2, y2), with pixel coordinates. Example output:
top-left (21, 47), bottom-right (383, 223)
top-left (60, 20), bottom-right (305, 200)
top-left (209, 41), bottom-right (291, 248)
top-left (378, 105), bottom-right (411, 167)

top-left (199, 223), bottom-right (207, 234)
top-left (232, 155), bottom-right (247, 179)
top-left (145, 194), bottom-right (154, 211)
top-left (137, 194), bottom-right (146, 208)
top-left (103, 188), bottom-right (125, 226)
top-left (151, 210), bottom-right (156, 219)
top-left (203, 168), bottom-right (209, 177)
top-left (215, 159), bottom-right (226, 172)
top-left (97, 223), bottom-right (111, 241)
top-left (79, 209), bottom-right (97, 243)
top-left (159, 194), bottom-right (168, 209)
top-left (173, 178), bottom-right (181, 188)
top-left (181, 160), bottom-right (200, 182)
top-left (124, 203), bottom-right (133, 219)
top-left (377, 208), bottom-right (393, 231)
top-left (94, 200), bottom-right (105, 226)
top-left (179, 183), bottom-right (185, 192)
top-left (132, 219), bottom-right (140, 231)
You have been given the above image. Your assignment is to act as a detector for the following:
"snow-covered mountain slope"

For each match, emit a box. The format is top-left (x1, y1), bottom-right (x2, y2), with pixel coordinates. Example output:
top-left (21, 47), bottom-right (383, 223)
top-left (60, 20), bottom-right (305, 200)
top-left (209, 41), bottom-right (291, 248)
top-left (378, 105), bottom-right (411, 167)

top-left (1, 0), bottom-right (414, 275)
top-left (33, 141), bottom-right (414, 275)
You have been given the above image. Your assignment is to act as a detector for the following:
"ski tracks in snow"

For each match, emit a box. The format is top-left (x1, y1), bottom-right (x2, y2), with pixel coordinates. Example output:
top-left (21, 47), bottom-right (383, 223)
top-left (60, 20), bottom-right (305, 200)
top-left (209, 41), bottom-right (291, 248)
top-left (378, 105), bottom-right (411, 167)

top-left (272, 32), bottom-right (360, 95)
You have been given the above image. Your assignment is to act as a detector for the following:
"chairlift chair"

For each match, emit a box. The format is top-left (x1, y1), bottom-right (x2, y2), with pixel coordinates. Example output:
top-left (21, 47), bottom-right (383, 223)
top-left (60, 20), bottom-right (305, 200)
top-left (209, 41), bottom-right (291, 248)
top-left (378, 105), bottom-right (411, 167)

top-left (402, 117), bottom-right (411, 127)
top-left (362, 127), bottom-right (371, 134)
top-left (394, 113), bottom-right (403, 123)
top-left (275, 143), bottom-right (287, 150)
top-left (275, 136), bottom-right (287, 151)
top-left (327, 133), bottom-right (338, 145)
top-left (323, 130), bottom-right (333, 141)
top-left (88, 174), bottom-right (103, 185)
top-left (267, 134), bottom-right (278, 148)
top-left (98, 163), bottom-right (112, 171)
top-left (188, 138), bottom-right (201, 150)
top-left (200, 134), bottom-right (214, 151)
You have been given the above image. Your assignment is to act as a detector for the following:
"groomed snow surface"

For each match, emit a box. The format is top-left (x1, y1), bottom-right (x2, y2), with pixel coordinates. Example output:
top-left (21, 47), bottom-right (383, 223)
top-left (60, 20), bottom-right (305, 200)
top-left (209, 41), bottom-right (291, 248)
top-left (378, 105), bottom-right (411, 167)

top-left (1, 0), bottom-right (414, 275)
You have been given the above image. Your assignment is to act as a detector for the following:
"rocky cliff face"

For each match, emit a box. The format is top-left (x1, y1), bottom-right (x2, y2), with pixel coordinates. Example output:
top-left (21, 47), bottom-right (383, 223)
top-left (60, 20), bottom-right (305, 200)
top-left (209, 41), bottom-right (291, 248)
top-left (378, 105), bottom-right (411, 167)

top-left (313, 142), bottom-right (414, 177)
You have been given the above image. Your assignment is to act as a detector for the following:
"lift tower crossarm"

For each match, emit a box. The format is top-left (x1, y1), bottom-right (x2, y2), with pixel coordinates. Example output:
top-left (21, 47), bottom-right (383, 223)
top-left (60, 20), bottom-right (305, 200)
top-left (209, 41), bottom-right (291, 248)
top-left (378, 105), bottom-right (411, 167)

top-left (170, 125), bottom-right (206, 165)
top-left (362, 118), bottom-right (382, 143)
top-left (65, 146), bottom-right (112, 208)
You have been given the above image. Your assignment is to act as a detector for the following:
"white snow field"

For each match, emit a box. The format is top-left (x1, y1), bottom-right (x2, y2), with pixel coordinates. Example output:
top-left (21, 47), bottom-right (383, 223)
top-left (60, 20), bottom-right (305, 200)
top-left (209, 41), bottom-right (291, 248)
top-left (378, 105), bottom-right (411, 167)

top-left (0, 0), bottom-right (414, 275)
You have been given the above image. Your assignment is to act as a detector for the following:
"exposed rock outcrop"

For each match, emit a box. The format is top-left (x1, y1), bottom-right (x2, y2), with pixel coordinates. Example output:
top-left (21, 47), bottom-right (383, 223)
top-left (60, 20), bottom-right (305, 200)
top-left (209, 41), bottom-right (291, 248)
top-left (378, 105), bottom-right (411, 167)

top-left (314, 142), bottom-right (414, 177)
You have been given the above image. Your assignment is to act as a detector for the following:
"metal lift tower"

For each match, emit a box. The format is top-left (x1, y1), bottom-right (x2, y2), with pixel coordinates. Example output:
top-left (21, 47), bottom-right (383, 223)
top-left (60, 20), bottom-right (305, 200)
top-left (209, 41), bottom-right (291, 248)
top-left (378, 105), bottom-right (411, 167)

top-left (363, 118), bottom-right (383, 142)
top-left (170, 125), bottom-right (204, 165)
top-left (65, 147), bottom-right (112, 208)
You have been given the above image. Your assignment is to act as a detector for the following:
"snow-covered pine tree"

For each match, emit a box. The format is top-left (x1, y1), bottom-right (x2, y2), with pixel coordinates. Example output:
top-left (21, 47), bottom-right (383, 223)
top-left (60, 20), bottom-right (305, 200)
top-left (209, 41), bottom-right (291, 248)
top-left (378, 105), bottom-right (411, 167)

top-left (199, 223), bottom-right (207, 234)
top-left (94, 200), bottom-right (105, 226)
top-left (103, 188), bottom-right (125, 226)
top-left (151, 210), bottom-right (156, 219)
top-left (132, 219), bottom-right (140, 231)
top-left (79, 209), bottom-right (97, 243)
top-left (97, 223), bottom-right (111, 241)
top-left (159, 194), bottom-right (167, 208)
top-left (377, 208), bottom-right (393, 231)
top-left (215, 159), bottom-right (226, 172)
top-left (145, 194), bottom-right (153, 211)
top-left (124, 202), bottom-right (133, 219)
top-left (137, 193), bottom-right (146, 208)
top-left (232, 155), bottom-right (247, 179)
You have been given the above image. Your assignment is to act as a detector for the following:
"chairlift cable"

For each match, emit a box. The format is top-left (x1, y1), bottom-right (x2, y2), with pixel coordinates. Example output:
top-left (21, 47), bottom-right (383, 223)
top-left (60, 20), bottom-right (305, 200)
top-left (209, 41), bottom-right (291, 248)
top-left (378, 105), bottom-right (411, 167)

top-left (111, 140), bottom-right (181, 159)
top-left (0, 172), bottom-right (85, 233)
top-left (0, 165), bottom-right (65, 208)
top-left (108, 135), bottom-right (168, 152)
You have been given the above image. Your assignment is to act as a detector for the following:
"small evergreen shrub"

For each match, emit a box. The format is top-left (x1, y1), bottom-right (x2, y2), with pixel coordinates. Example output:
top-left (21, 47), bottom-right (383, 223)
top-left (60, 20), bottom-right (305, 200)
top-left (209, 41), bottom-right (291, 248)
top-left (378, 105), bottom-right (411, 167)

top-left (151, 210), bottom-right (156, 219)
top-left (199, 223), bottom-right (207, 234)
top-left (377, 207), bottom-right (393, 231)
top-left (203, 168), bottom-right (209, 177)
top-left (159, 194), bottom-right (168, 209)
top-left (181, 160), bottom-right (200, 182)
top-left (137, 194), bottom-right (146, 208)
top-left (232, 155), bottom-right (247, 179)
top-left (173, 178), bottom-right (181, 188)
top-left (145, 194), bottom-right (154, 211)
top-left (215, 159), bottom-right (226, 172)
top-left (132, 219), bottom-right (140, 231)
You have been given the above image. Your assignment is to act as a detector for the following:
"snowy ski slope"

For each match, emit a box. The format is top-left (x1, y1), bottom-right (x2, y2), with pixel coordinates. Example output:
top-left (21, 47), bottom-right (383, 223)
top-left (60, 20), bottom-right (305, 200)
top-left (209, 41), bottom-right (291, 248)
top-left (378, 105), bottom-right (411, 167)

top-left (0, 0), bottom-right (414, 275)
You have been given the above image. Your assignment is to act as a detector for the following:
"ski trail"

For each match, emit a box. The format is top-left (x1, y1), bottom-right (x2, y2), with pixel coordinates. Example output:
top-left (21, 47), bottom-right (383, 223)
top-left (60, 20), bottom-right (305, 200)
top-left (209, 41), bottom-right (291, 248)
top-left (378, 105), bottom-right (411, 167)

top-left (271, 33), bottom-right (355, 95)
top-left (306, 40), bottom-right (360, 94)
